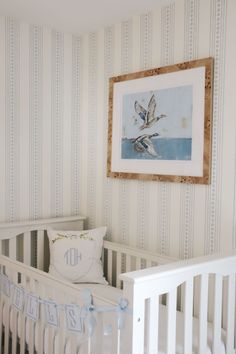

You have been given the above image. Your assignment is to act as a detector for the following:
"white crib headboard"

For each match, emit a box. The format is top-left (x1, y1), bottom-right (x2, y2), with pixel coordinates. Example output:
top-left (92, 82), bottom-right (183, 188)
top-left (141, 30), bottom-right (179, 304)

top-left (0, 216), bottom-right (86, 271)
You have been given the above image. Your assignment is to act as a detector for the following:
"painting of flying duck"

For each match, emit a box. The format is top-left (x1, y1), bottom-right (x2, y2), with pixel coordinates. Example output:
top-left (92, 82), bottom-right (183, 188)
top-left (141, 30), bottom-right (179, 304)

top-left (107, 58), bottom-right (213, 184)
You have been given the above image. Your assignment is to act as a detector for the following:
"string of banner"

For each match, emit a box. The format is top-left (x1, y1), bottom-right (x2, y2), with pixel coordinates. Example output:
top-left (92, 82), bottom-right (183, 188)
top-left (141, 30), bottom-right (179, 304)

top-left (0, 273), bottom-right (130, 339)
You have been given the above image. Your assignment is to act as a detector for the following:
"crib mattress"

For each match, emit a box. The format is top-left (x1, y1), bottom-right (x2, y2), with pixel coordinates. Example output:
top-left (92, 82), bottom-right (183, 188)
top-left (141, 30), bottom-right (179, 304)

top-left (2, 283), bottom-right (226, 354)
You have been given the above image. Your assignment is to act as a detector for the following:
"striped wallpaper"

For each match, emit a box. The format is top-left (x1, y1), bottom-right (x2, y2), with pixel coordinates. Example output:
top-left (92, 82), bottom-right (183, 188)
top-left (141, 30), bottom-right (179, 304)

top-left (0, 0), bottom-right (235, 259)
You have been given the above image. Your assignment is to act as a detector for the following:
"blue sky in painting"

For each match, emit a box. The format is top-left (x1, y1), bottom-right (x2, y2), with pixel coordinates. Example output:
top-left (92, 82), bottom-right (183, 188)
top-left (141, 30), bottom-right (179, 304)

top-left (122, 85), bottom-right (193, 139)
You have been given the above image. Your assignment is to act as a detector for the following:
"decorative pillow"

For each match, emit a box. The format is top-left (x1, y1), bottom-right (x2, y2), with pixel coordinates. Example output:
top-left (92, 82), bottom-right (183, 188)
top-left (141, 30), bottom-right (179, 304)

top-left (47, 227), bottom-right (107, 284)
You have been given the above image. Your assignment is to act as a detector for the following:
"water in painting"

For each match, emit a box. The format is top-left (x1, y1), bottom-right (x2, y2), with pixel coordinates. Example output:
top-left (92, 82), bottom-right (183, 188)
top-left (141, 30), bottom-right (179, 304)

top-left (121, 85), bottom-right (193, 161)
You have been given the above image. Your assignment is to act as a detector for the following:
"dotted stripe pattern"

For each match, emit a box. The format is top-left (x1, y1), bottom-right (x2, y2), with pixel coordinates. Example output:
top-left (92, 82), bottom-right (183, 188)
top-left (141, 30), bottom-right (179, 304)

top-left (103, 27), bottom-right (114, 239)
top-left (137, 13), bottom-right (153, 250)
top-left (158, 4), bottom-right (175, 255)
top-left (71, 36), bottom-right (82, 216)
top-left (205, 0), bottom-right (226, 254)
top-left (5, 18), bottom-right (20, 222)
top-left (51, 31), bottom-right (64, 217)
top-left (119, 20), bottom-right (132, 244)
top-left (179, 0), bottom-right (200, 259)
top-left (87, 33), bottom-right (98, 229)
top-left (184, 0), bottom-right (199, 60)
top-left (29, 25), bottom-right (43, 220)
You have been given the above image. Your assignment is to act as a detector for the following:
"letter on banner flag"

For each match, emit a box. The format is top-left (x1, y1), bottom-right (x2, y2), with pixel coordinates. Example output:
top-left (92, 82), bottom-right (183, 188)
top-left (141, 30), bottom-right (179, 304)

top-left (26, 294), bottom-right (39, 321)
top-left (44, 300), bottom-right (59, 327)
top-left (13, 286), bottom-right (24, 311)
top-left (2, 275), bottom-right (11, 297)
top-left (65, 304), bottom-right (82, 332)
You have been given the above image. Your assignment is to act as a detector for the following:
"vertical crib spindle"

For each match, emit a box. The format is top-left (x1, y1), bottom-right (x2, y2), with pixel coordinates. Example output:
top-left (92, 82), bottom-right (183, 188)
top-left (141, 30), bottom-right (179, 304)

top-left (146, 296), bottom-right (159, 354)
top-left (11, 308), bottom-right (18, 354)
top-left (37, 230), bottom-right (45, 270)
top-left (198, 274), bottom-right (209, 354)
top-left (108, 249), bottom-right (113, 285)
top-left (166, 289), bottom-right (177, 354)
top-left (116, 252), bottom-right (122, 289)
top-left (225, 274), bottom-right (235, 353)
top-left (23, 231), bottom-right (31, 265)
top-left (126, 254), bottom-right (132, 272)
top-left (9, 238), bottom-right (17, 261)
top-left (212, 274), bottom-right (223, 354)
top-left (183, 279), bottom-right (193, 354)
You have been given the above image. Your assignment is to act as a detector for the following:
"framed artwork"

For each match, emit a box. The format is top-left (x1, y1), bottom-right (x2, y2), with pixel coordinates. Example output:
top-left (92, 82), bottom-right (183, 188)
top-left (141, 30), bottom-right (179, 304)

top-left (107, 57), bottom-right (213, 184)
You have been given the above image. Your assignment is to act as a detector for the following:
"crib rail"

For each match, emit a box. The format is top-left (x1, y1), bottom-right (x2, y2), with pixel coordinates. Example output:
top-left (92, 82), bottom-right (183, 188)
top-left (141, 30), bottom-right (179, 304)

top-left (103, 240), bottom-right (176, 289)
top-left (0, 255), bottom-right (121, 354)
top-left (121, 251), bottom-right (236, 354)
top-left (0, 216), bottom-right (86, 270)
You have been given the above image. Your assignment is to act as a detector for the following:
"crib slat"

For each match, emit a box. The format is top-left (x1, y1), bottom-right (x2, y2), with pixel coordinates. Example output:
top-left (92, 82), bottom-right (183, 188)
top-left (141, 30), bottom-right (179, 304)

top-left (146, 296), bottom-right (159, 354)
top-left (9, 238), bottom-right (17, 260)
top-left (20, 312), bottom-right (26, 354)
top-left (212, 274), bottom-right (223, 354)
top-left (37, 230), bottom-right (45, 270)
top-left (37, 284), bottom-right (46, 354)
top-left (4, 302), bottom-right (10, 354)
top-left (108, 249), bottom-right (113, 284)
top-left (198, 274), bottom-right (209, 354)
top-left (11, 308), bottom-right (18, 354)
top-left (135, 257), bottom-right (142, 270)
top-left (225, 274), bottom-right (235, 352)
top-left (28, 319), bottom-right (35, 354)
top-left (23, 231), bottom-right (31, 265)
top-left (47, 327), bottom-right (55, 354)
top-left (0, 294), bottom-right (3, 353)
top-left (116, 252), bottom-right (122, 289)
top-left (166, 289), bottom-right (177, 354)
top-left (183, 279), bottom-right (193, 354)
top-left (126, 254), bottom-right (132, 272)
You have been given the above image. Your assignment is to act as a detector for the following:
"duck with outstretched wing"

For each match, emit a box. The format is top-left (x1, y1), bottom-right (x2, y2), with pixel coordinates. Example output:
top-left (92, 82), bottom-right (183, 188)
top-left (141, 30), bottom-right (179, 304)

top-left (134, 94), bottom-right (166, 130)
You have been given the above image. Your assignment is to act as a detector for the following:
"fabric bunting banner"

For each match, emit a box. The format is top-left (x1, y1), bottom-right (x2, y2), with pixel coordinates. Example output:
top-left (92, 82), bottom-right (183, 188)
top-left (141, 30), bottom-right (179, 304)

top-left (0, 273), bottom-right (130, 336)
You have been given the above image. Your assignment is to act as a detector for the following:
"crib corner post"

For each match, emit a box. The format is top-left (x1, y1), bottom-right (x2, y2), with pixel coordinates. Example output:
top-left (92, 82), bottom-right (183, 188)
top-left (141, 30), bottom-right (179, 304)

top-left (121, 276), bottom-right (145, 354)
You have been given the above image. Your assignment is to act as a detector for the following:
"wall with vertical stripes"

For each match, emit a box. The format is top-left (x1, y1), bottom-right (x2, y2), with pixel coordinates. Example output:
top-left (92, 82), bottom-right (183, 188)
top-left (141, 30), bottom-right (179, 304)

top-left (0, 0), bottom-right (235, 259)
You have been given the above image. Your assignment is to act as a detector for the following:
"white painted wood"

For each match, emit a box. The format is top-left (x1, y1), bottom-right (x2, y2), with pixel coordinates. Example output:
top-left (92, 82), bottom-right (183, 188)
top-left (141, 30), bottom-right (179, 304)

top-left (108, 248), bottom-right (113, 284)
top-left (183, 279), bottom-right (193, 354)
top-left (9, 237), bottom-right (17, 260)
top-left (4, 302), bottom-right (10, 354)
top-left (198, 274), bottom-right (209, 354)
top-left (116, 251), bottom-right (122, 289)
top-left (131, 292), bottom-right (145, 354)
top-left (126, 254), bottom-right (132, 272)
top-left (2, 216), bottom-right (236, 354)
top-left (166, 289), bottom-right (177, 354)
top-left (11, 307), bottom-right (18, 354)
top-left (23, 231), bottom-right (31, 265)
top-left (37, 229), bottom-right (45, 270)
top-left (225, 274), bottom-right (235, 353)
top-left (212, 274), bottom-right (223, 354)
top-left (0, 294), bottom-right (4, 353)
top-left (135, 257), bottom-right (142, 271)
top-left (146, 296), bottom-right (159, 354)
top-left (146, 260), bottom-right (153, 268)
top-left (0, 215), bottom-right (86, 240)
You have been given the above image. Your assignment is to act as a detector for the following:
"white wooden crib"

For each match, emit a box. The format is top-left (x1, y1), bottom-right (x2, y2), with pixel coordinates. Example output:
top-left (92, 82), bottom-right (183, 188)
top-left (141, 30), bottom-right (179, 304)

top-left (0, 216), bottom-right (236, 354)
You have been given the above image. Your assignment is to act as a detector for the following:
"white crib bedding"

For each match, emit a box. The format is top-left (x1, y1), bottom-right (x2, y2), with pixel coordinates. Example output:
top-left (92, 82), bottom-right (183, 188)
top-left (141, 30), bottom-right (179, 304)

top-left (157, 304), bottom-right (226, 354)
top-left (2, 283), bottom-right (226, 354)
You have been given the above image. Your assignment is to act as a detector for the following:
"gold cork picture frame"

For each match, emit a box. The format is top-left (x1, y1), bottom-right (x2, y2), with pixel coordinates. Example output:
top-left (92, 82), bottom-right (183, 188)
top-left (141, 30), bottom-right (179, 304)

top-left (107, 57), bottom-right (213, 184)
